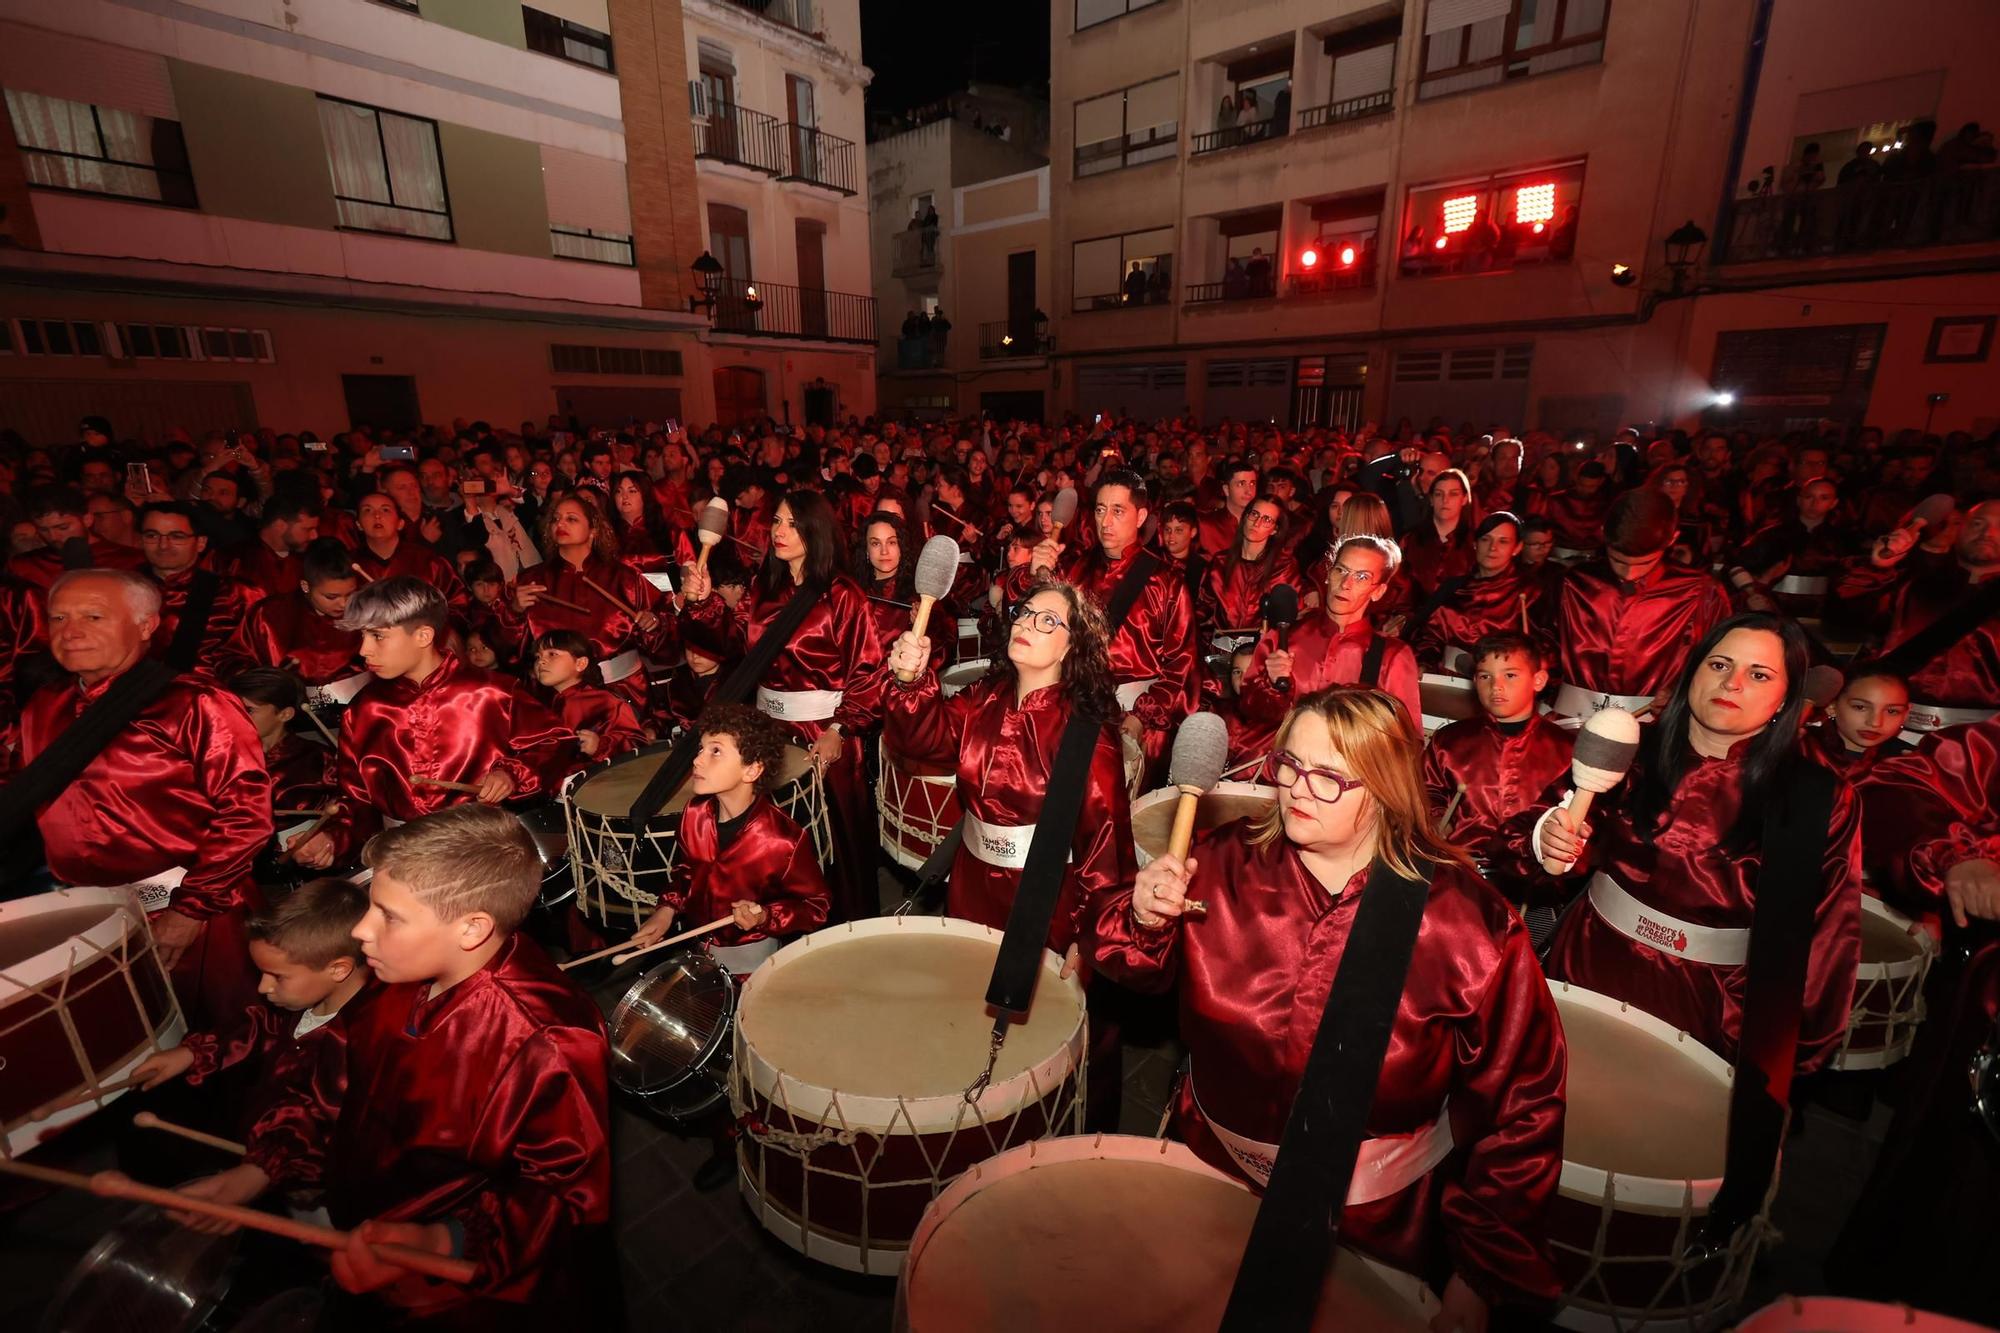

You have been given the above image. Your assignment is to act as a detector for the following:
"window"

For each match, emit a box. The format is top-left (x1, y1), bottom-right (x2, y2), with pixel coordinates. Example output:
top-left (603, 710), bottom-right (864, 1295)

top-left (5, 90), bottom-right (197, 207)
top-left (1074, 75), bottom-right (1179, 177)
top-left (197, 327), bottom-right (276, 363)
top-left (551, 226), bottom-right (635, 265)
top-left (1419, 0), bottom-right (1608, 100)
top-left (116, 323), bottom-right (195, 359)
top-left (14, 319), bottom-right (103, 357)
top-left (550, 344), bottom-right (682, 376)
top-left (1072, 226), bottom-right (1174, 311)
top-left (316, 96), bottom-right (452, 241)
top-left (1398, 160), bottom-right (1583, 277)
top-left (1392, 344), bottom-right (1532, 382)
top-left (707, 203), bottom-right (752, 281)
top-left (523, 7), bottom-right (614, 72)
top-left (1077, 0), bottom-right (1163, 31)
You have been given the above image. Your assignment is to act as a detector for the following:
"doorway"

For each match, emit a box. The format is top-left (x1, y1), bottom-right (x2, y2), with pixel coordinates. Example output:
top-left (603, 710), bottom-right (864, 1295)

top-left (341, 374), bottom-right (421, 432)
top-left (713, 365), bottom-right (767, 427)
top-left (787, 74), bottom-right (817, 181)
top-left (1007, 250), bottom-right (1038, 345)
top-left (803, 381), bottom-right (836, 427)
top-left (796, 219), bottom-right (828, 338)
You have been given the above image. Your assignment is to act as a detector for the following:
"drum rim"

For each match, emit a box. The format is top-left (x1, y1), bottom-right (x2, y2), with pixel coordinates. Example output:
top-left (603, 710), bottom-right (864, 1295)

top-left (1548, 980), bottom-right (1735, 1210)
top-left (1131, 783), bottom-right (1278, 867)
top-left (734, 916), bottom-right (1086, 1134)
top-left (0, 885), bottom-right (143, 998)
top-left (1732, 1295), bottom-right (1990, 1332)
top-left (1854, 894), bottom-right (1936, 981)
top-left (39, 1204), bottom-right (236, 1333)
top-left (940, 659), bottom-right (990, 682)
top-left (1417, 671), bottom-right (1475, 690)
top-left (609, 951), bottom-right (737, 1096)
top-left (899, 1134), bottom-right (1439, 1325)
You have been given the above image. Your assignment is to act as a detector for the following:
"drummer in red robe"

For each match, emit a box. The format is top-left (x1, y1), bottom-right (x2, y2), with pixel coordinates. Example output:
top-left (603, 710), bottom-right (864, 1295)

top-left (1015, 469), bottom-right (1198, 782)
top-left (220, 490), bottom-right (321, 598)
top-left (1196, 494), bottom-right (1301, 647)
top-left (285, 578), bottom-right (578, 870)
top-left (215, 540), bottom-right (368, 708)
top-left (530, 630), bottom-right (646, 761)
top-left (1535, 459), bottom-right (1612, 562)
top-left (24, 570), bottom-right (273, 1025)
top-left (883, 578), bottom-right (1134, 975)
top-left (1233, 536), bottom-right (1421, 765)
top-left (10, 485), bottom-right (146, 591)
top-left (349, 492), bottom-right (469, 616)
top-left (854, 510), bottom-right (952, 669)
top-left (1805, 664), bottom-right (1910, 777)
top-left (226, 667), bottom-right (336, 816)
top-left (1095, 686), bottom-right (1567, 1325)
top-left (1534, 613), bottom-right (1862, 1070)
top-left (180, 806), bottom-right (611, 1326)
top-left (137, 502), bottom-right (265, 675)
top-left (679, 489), bottom-right (883, 922)
top-left (1546, 487), bottom-right (1731, 721)
top-left (1409, 513), bottom-right (1547, 672)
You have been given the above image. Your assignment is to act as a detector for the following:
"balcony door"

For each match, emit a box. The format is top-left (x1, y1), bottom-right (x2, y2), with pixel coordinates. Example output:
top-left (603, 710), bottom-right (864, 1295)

top-left (699, 54), bottom-right (738, 160)
top-left (795, 218), bottom-right (828, 338)
top-left (707, 203), bottom-right (753, 331)
top-left (1007, 250), bottom-right (1037, 345)
top-left (787, 74), bottom-right (817, 181)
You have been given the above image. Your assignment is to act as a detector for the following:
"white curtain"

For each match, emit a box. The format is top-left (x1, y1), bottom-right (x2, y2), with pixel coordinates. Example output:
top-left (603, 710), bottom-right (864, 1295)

top-left (5, 89), bottom-right (162, 199)
top-left (318, 99), bottom-right (392, 203)
top-left (317, 99), bottom-right (449, 239)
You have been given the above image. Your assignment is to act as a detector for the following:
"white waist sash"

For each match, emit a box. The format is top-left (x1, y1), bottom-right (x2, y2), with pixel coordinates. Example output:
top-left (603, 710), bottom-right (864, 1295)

top-left (709, 937), bottom-right (781, 976)
top-left (956, 617), bottom-right (980, 637)
top-left (1586, 871), bottom-right (1749, 966)
top-left (642, 571), bottom-right (675, 593)
top-left (306, 672), bottom-right (372, 710)
top-left (963, 813), bottom-right (1048, 870)
top-left (103, 866), bottom-right (189, 915)
top-left (1902, 701), bottom-right (1997, 736)
top-left (1553, 682), bottom-right (1656, 720)
top-left (1115, 677), bottom-right (1159, 712)
top-left (1196, 1075), bottom-right (1455, 1201)
top-left (755, 686), bottom-right (843, 722)
top-left (599, 649), bottom-right (644, 684)
top-left (1773, 574), bottom-right (1829, 597)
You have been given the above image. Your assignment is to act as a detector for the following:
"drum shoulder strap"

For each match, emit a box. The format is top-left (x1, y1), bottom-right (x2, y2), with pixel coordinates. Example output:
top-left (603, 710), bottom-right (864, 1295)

top-left (1102, 551), bottom-right (1160, 636)
top-left (0, 659), bottom-right (179, 843)
top-left (165, 569), bottom-right (223, 672)
top-left (1874, 573), bottom-right (2000, 682)
top-left (1360, 629), bottom-right (1390, 689)
top-left (1221, 858), bottom-right (1435, 1333)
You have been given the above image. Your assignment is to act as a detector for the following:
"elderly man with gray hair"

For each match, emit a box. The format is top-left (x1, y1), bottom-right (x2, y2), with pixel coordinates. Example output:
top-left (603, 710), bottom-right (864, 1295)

top-left (13, 568), bottom-right (273, 1025)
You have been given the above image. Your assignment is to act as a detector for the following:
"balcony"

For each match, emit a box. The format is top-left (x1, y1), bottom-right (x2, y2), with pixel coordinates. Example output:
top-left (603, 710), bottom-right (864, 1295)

top-left (693, 98), bottom-right (785, 175)
top-left (979, 321), bottom-right (1052, 359)
top-left (1717, 171), bottom-right (2000, 265)
top-left (892, 228), bottom-right (943, 278)
top-left (778, 124), bottom-right (858, 194)
top-left (893, 337), bottom-right (946, 370)
top-left (1191, 118), bottom-right (1282, 157)
top-left (1074, 125), bottom-right (1179, 178)
top-left (1297, 88), bottom-right (1394, 132)
top-left (720, 0), bottom-right (820, 38)
top-left (1186, 269), bottom-right (1277, 305)
top-left (711, 277), bottom-right (875, 344)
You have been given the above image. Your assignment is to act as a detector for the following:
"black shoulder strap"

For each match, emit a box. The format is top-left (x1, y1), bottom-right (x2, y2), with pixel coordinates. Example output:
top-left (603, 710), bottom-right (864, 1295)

top-left (1102, 550), bottom-right (1160, 636)
top-left (984, 708), bottom-right (1104, 1015)
top-left (1701, 760), bottom-right (1839, 1244)
top-left (1220, 859), bottom-right (1435, 1333)
top-left (1360, 629), bottom-right (1390, 688)
top-left (1873, 574), bottom-right (2000, 682)
top-left (60, 537), bottom-right (95, 571)
top-left (0, 659), bottom-right (179, 843)
top-left (164, 570), bottom-right (223, 672)
top-left (627, 584), bottom-right (825, 826)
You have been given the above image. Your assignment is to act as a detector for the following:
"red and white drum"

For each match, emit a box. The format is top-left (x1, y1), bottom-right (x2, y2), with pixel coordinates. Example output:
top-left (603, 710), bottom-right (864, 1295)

top-left (1548, 980), bottom-right (1772, 1331)
top-left (1418, 672), bottom-right (1479, 739)
top-left (1830, 895), bottom-right (1936, 1071)
top-left (1, 886), bottom-right (186, 1156)
top-left (940, 660), bottom-right (989, 699)
top-left (896, 1136), bottom-right (1437, 1331)
top-left (732, 916), bottom-right (1086, 1274)
top-left (877, 738), bottom-right (960, 872)
top-left (1131, 782), bottom-right (1277, 867)
top-left (1735, 1296), bottom-right (1989, 1331)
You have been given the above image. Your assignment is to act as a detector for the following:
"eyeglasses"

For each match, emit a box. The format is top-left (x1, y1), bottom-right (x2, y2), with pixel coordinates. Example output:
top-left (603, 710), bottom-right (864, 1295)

top-left (139, 530), bottom-right (198, 545)
top-left (1010, 604), bottom-right (1071, 635)
top-left (1265, 751), bottom-right (1366, 802)
top-left (1329, 563), bottom-right (1377, 587)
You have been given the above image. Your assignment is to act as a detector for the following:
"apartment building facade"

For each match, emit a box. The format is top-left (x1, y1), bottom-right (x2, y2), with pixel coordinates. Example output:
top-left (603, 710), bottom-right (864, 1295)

top-left (0, 0), bottom-right (876, 443)
top-left (1048, 0), bottom-right (2000, 438)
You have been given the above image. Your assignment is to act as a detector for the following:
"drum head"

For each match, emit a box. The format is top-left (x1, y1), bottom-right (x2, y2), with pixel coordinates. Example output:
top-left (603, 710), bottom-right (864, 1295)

top-left (573, 751), bottom-right (694, 821)
top-left (1132, 784), bottom-right (1277, 865)
top-left (40, 1207), bottom-right (236, 1333)
top-left (1553, 986), bottom-right (1730, 1185)
top-left (1857, 900), bottom-right (1926, 969)
top-left (609, 951), bottom-right (735, 1099)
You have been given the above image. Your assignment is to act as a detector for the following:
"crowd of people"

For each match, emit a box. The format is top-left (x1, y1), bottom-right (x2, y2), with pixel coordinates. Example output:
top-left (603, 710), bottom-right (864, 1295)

top-left (2, 403), bottom-right (1997, 1328)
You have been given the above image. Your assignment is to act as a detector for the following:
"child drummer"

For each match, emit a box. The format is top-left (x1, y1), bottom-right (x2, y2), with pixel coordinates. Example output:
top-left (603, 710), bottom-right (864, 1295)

top-left (172, 806), bottom-right (612, 1325)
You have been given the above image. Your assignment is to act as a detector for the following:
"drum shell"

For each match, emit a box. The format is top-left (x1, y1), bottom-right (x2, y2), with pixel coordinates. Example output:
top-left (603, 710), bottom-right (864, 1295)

top-left (876, 742), bottom-right (961, 872)
top-left (607, 951), bottom-right (736, 1122)
top-left (1830, 895), bottom-right (1935, 1071)
top-left (1418, 672), bottom-right (1478, 739)
top-left (39, 1206), bottom-right (237, 1333)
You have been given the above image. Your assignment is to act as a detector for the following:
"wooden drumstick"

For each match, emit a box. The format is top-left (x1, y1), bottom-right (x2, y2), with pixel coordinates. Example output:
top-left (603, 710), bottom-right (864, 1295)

top-left (608, 915), bottom-right (736, 968)
top-left (279, 809), bottom-right (338, 859)
top-left (1440, 782), bottom-right (1469, 836)
top-left (0, 1158), bottom-right (476, 1283)
top-left (696, 496), bottom-right (730, 572)
top-left (350, 565), bottom-right (373, 583)
top-left (1539, 708), bottom-right (1642, 874)
top-left (531, 591), bottom-right (593, 615)
top-left (1163, 714), bottom-right (1228, 919)
top-left (35, 1074), bottom-right (145, 1117)
top-left (1519, 593), bottom-right (1531, 634)
top-left (300, 705), bottom-right (340, 747)
top-left (900, 537), bottom-right (962, 684)
top-left (133, 1110), bottom-right (245, 1156)
top-left (580, 573), bottom-right (640, 620)
top-left (413, 777), bottom-right (484, 796)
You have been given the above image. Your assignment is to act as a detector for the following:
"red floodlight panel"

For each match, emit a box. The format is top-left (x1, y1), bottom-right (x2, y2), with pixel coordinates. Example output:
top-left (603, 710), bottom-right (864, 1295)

top-left (1441, 193), bottom-right (1480, 234)
top-left (1339, 245), bottom-right (1356, 266)
top-left (1300, 247), bottom-right (1319, 269)
top-left (1515, 181), bottom-right (1556, 226)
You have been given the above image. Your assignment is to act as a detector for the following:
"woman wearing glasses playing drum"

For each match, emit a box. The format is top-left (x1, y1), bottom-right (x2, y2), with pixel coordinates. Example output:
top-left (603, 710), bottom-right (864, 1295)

top-left (1096, 686), bottom-right (1567, 1332)
top-left (883, 579), bottom-right (1134, 977)
top-left (1533, 613), bottom-right (1863, 1070)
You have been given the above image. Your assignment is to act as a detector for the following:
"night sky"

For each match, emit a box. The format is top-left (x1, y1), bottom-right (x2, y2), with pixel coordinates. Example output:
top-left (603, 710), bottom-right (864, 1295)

top-left (858, 0), bottom-right (1050, 117)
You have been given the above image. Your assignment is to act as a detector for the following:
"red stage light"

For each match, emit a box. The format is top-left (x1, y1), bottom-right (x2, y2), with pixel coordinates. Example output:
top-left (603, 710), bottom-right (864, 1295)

top-left (1339, 245), bottom-right (1356, 266)
top-left (1532, 221), bottom-right (1546, 234)
top-left (1434, 236), bottom-right (1448, 249)
top-left (1441, 194), bottom-right (1479, 234)
top-left (1300, 247), bottom-right (1319, 269)
top-left (1515, 181), bottom-right (1556, 226)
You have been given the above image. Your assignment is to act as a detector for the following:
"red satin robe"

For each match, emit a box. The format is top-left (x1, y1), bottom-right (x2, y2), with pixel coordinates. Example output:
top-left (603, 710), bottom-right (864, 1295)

top-left (1548, 559), bottom-right (1731, 700)
top-left (0, 572), bottom-right (47, 724)
top-left (350, 537), bottom-right (469, 616)
top-left (1092, 825), bottom-right (1567, 1307)
top-left (1234, 616), bottom-right (1422, 762)
top-left (616, 524), bottom-right (692, 576)
top-left (6, 538), bottom-right (145, 592)
top-left (1397, 523), bottom-right (1475, 603)
top-left (1539, 743), bottom-right (1863, 1071)
top-left (1837, 562), bottom-right (1998, 710)
top-left (220, 541), bottom-right (303, 599)
top-left (1421, 714), bottom-right (1573, 899)
top-left (884, 673), bottom-right (1134, 978)
top-left (216, 592), bottom-right (366, 686)
top-left (1197, 551), bottom-right (1302, 642)
top-left (550, 684), bottom-right (645, 761)
top-left (1535, 489), bottom-right (1610, 551)
top-left (649, 661), bottom-right (728, 738)
top-left (322, 652), bottom-right (579, 861)
top-left (657, 795), bottom-right (830, 960)
top-left (149, 567), bottom-right (266, 675)
top-left (183, 983), bottom-right (371, 1146)
top-left (266, 734), bottom-right (335, 814)
top-left (1409, 566), bottom-right (1546, 671)
top-left (244, 934), bottom-right (610, 1319)
top-left (1854, 715), bottom-right (2000, 906)
top-left (1196, 506), bottom-right (1241, 558)
top-left (493, 552), bottom-right (674, 666)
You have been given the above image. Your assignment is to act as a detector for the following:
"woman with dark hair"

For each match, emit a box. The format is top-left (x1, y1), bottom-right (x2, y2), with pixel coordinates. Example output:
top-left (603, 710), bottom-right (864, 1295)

top-left (1289, 485), bottom-right (1352, 583)
top-left (1408, 511), bottom-right (1548, 672)
top-left (1398, 467), bottom-right (1477, 603)
top-left (1196, 493), bottom-right (1301, 646)
top-left (608, 469), bottom-right (692, 576)
top-left (853, 508), bottom-right (955, 671)
top-left (1094, 686), bottom-right (1567, 1327)
top-left (680, 488), bottom-right (882, 921)
top-left (1519, 448), bottom-right (1568, 515)
top-left (1535, 612), bottom-right (1862, 1069)
top-left (883, 578), bottom-right (1132, 967)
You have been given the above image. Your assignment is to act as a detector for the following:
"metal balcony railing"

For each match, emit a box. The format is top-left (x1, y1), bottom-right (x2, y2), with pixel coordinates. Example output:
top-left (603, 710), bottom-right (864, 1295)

top-left (892, 228), bottom-right (943, 277)
top-left (711, 276), bottom-right (875, 344)
top-left (1191, 117), bottom-right (1281, 156)
top-left (1186, 271), bottom-right (1278, 304)
top-left (893, 337), bottom-right (946, 370)
top-left (979, 321), bottom-right (1051, 358)
top-left (720, 0), bottom-right (818, 37)
top-left (1717, 169), bottom-right (2000, 264)
top-left (1287, 263), bottom-right (1372, 295)
top-left (693, 97), bottom-right (785, 175)
top-left (1296, 88), bottom-right (1395, 131)
top-left (779, 124), bottom-right (858, 194)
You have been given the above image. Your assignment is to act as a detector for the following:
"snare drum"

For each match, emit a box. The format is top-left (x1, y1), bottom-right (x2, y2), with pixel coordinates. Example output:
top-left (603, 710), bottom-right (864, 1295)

top-left (1734, 1296), bottom-right (1989, 1331)
top-left (878, 738), bottom-right (961, 872)
top-left (1, 887), bottom-right (185, 1156)
top-left (940, 660), bottom-right (989, 698)
top-left (1831, 896), bottom-right (1937, 1071)
top-left (565, 742), bottom-right (831, 925)
top-left (1131, 782), bottom-right (1278, 867)
top-left (732, 916), bottom-right (1087, 1274)
top-left (39, 1206), bottom-right (237, 1333)
top-left (897, 1136), bottom-right (1437, 1332)
top-left (1548, 981), bottom-right (1771, 1330)
top-left (1418, 672), bottom-right (1479, 738)
top-left (607, 949), bottom-right (735, 1120)
top-left (514, 802), bottom-right (573, 910)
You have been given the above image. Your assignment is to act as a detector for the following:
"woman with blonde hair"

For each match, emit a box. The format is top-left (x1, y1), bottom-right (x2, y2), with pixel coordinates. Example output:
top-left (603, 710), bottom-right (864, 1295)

top-left (1095, 685), bottom-right (1567, 1329)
